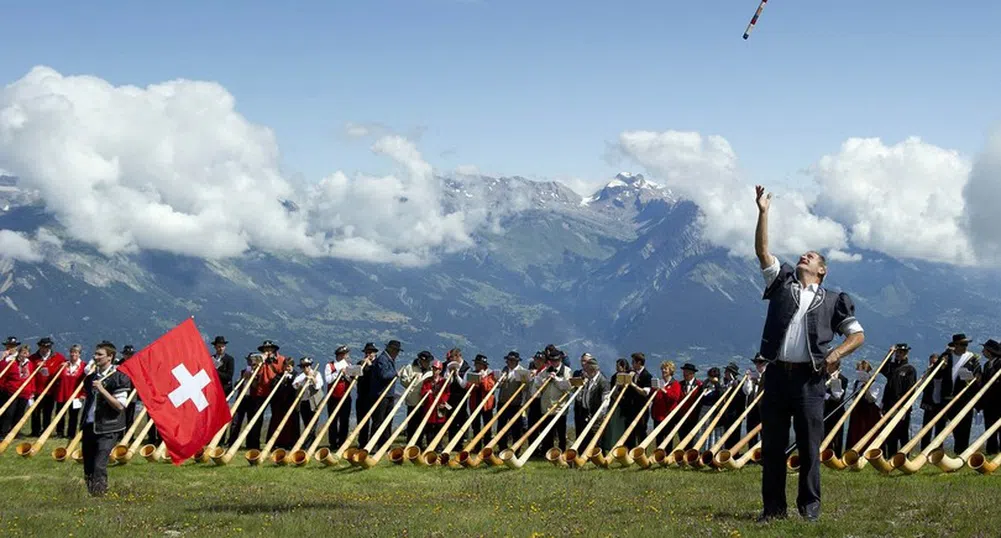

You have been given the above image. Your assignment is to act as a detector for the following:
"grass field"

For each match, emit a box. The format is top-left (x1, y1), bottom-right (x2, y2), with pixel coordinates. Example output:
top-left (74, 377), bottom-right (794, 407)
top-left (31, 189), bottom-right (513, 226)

top-left (0, 438), bottom-right (998, 537)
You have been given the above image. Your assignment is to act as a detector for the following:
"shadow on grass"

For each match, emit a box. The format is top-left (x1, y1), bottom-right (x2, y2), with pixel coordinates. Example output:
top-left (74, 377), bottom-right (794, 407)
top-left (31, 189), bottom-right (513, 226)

top-left (190, 501), bottom-right (353, 514)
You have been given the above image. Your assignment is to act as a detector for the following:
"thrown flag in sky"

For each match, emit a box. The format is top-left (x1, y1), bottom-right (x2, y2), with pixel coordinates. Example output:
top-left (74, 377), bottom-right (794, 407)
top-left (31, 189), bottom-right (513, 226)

top-left (743, 0), bottom-right (768, 40)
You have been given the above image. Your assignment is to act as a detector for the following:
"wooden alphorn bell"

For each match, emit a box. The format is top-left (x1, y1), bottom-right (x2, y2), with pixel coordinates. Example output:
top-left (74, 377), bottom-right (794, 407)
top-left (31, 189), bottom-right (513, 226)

top-left (667, 382), bottom-right (740, 467)
top-left (502, 387), bottom-right (583, 469)
top-left (351, 377), bottom-right (421, 466)
top-left (834, 375), bottom-right (924, 470)
top-left (457, 381), bottom-right (527, 468)
top-left (650, 390), bottom-right (707, 466)
top-left (581, 385), bottom-right (628, 468)
top-left (718, 423), bottom-right (763, 470)
top-left (475, 376), bottom-right (554, 467)
top-left (19, 370), bottom-right (85, 458)
top-left (926, 368), bottom-right (1001, 472)
top-left (419, 379), bottom-right (476, 466)
top-left (0, 363), bottom-right (67, 454)
top-left (246, 374), bottom-right (313, 465)
top-left (109, 405), bottom-right (150, 464)
top-left (291, 370), bottom-right (355, 467)
top-left (611, 387), bottom-right (663, 467)
top-left (552, 383), bottom-right (625, 468)
top-left (358, 392), bottom-right (430, 469)
top-left (699, 388), bottom-right (763, 469)
top-left (280, 370), bottom-right (340, 465)
top-left (496, 389), bottom-right (574, 468)
top-left (196, 366), bottom-right (258, 463)
top-left (322, 374), bottom-right (399, 466)
top-left (887, 382), bottom-right (972, 470)
top-left (391, 371), bottom-right (452, 465)
top-left (630, 388), bottom-right (698, 469)
top-left (439, 372), bottom-right (508, 467)
top-left (819, 348), bottom-right (894, 469)
top-left (683, 374), bottom-right (749, 468)
top-left (212, 370), bottom-right (288, 466)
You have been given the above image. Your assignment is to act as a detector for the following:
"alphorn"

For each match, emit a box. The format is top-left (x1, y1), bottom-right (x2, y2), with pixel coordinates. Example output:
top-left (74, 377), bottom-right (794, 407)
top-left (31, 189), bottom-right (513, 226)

top-left (491, 391), bottom-right (570, 466)
top-left (551, 383), bottom-right (623, 467)
top-left (0, 358), bottom-right (15, 386)
top-left (611, 387), bottom-right (663, 467)
top-left (290, 368), bottom-right (359, 466)
top-left (110, 405), bottom-right (151, 463)
top-left (718, 424), bottom-right (763, 470)
top-left (666, 382), bottom-right (740, 467)
top-left (650, 390), bottom-right (707, 466)
top-left (392, 371), bottom-right (452, 464)
top-left (818, 349), bottom-right (894, 468)
top-left (500, 388), bottom-right (581, 469)
top-left (683, 375), bottom-right (749, 467)
top-left (119, 414), bottom-right (159, 464)
top-left (280, 370), bottom-right (341, 465)
top-left (18, 374), bottom-right (86, 457)
top-left (863, 360), bottom-right (946, 472)
top-left (66, 388), bottom-right (138, 463)
top-left (212, 370), bottom-right (289, 465)
top-left (194, 369), bottom-right (256, 463)
top-left (699, 389), bottom-right (763, 468)
top-left (577, 385), bottom-right (628, 468)
top-left (319, 374), bottom-right (399, 466)
top-left (630, 389), bottom-right (698, 469)
top-left (350, 377), bottom-right (421, 466)
top-left (420, 382), bottom-right (476, 466)
top-left (0, 361), bottom-right (45, 421)
top-left (270, 374), bottom-right (328, 465)
top-left (457, 381), bottom-right (527, 468)
top-left (887, 382), bottom-right (972, 470)
top-left (0, 364), bottom-right (67, 454)
top-left (934, 413), bottom-right (1001, 473)
top-left (836, 376), bottom-right (923, 470)
top-left (896, 365), bottom-right (1001, 474)
top-left (358, 392), bottom-right (430, 469)
top-left (246, 375), bottom-right (313, 465)
top-left (439, 372), bottom-right (508, 467)
top-left (472, 376), bottom-right (554, 468)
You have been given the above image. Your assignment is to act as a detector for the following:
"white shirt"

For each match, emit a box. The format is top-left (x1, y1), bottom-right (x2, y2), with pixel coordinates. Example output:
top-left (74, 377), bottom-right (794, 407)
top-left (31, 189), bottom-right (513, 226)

top-left (324, 359), bottom-right (348, 384)
top-left (293, 371), bottom-right (323, 400)
top-left (951, 351), bottom-right (975, 383)
top-left (762, 259), bottom-right (864, 363)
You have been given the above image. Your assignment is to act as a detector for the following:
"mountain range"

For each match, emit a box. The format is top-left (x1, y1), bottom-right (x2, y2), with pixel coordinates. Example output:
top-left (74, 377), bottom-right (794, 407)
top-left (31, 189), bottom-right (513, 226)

top-left (0, 172), bottom-right (998, 374)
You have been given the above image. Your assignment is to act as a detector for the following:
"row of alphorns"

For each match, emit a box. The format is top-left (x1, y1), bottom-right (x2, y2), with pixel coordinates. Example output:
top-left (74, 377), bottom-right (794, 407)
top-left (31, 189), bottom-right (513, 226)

top-left (3, 348), bottom-right (1000, 474)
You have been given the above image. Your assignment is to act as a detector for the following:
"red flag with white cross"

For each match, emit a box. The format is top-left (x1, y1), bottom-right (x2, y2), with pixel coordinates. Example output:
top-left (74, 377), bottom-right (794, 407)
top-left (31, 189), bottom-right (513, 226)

top-left (117, 318), bottom-right (231, 465)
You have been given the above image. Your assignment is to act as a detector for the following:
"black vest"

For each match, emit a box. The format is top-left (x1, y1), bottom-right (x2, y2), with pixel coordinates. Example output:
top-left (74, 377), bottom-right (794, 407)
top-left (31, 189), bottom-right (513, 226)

top-left (759, 262), bottom-right (858, 371)
top-left (81, 368), bottom-right (133, 435)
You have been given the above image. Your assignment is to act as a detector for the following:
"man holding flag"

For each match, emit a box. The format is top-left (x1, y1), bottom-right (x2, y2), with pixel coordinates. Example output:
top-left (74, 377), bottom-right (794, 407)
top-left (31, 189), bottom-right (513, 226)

top-left (117, 318), bottom-right (232, 466)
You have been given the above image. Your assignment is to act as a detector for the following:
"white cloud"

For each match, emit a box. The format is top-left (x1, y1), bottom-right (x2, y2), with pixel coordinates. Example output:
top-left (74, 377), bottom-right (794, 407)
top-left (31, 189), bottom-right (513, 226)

top-left (0, 230), bottom-right (42, 262)
top-left (0, 66), bottom-right (476, 267)
top-left (454, 164), bottom-right (479, 176)
top-left (811, 137), bottom-right (974, 265)
top-left (962, 128), bottom-right (1001, 265)
top-left (616, 130), bottom-right (849, 259)
top-left (827, 249), bottom-right (862, 263)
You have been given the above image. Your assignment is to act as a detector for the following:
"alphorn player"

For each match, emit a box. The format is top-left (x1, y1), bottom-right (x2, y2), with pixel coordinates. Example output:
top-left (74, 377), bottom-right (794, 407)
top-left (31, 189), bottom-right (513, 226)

top-left (467, 354), bottom-right (497, 451)
top-left (622, 352), bottom-right (654, 448)
top-left (444, 348), bottom-right (471, 443)
top-left (247, 340), bottom-right (286, 451)
top-left (978, 339), bottom-right (1001, 454)
top-left (880, 343), bottom-right (917, 456)
top-left (939, 333), bottom-right (981, 453)
top-left (0, 345), bottom-right (35, 438)
top-left (324, 345), bottom-right (354, 450)
top-left (227, 353), bottom-right (261, 447)
top-left (80, 341), bottom-right (131, 497)
top-left (359, 340), bottom-right (399, 448)
top-left (578, 355), bottom-right (610, 449)
top-left (293, 357), bottom-right (324, 449)
top-left (753, 184), bottom-right (864, 523)
top-left (919, 353), bottom-right (945, 449)
top-left (55, 344), bottom-right (87, 439)
top-left (651, 361), bottom-right (682, 447)
top-left (496, 351), bottom-right (527, 448)
top-left (535, 348), bottom-right (572, 456)
top-left (421, 360), bottom-right (451, 444)
top-left (29, 336), bottom-right (65, 438)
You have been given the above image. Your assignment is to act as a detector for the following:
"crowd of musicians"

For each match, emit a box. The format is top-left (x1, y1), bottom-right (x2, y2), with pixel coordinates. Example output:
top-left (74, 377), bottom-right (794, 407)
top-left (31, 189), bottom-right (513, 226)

top-left (4, 332), bottom-right (999, 460)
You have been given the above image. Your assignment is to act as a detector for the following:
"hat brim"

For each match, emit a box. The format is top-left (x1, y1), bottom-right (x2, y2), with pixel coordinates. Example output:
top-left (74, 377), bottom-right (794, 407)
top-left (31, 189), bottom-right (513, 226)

top-left (258, 345), bottom-right (279, 352)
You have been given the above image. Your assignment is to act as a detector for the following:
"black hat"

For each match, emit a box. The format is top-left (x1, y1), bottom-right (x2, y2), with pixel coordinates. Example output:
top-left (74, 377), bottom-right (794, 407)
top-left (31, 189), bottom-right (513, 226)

top-left (335, 345), bottom-right (350, 356)
top-left (895, 343), bottom-right (911, 351)
top-left (258, 340), bottom-right (280, 352)
top-left (122, 345), bottom-right (135, 355)
top-left (38, 337), bottom-right (54, 347)
top-left (707, 367), bottom-right (721, 378)
top-left (725, 362), bottom-right (739, 374)
top-left (681, 362), bottom-right (698, 372)
top-left (299, 356), bottom-right (314, 367)
top-left (948, 334), bottom-right (972, 347)
top-left (982, 339), bottom-right (1001, 357)
top-left (211, 336), bottom-right (228, 346)
top-left (504, 351), bottom-right (521, 361)
top-left (474, 354), bottom-right (489, 366)
top-left (386, 340), bottom-right (403, 351)
top-left (363, 342), bottom-right (379, 353)
top-left (417, 350), bottom-right (434, 361)
top-left (3, 336), bottom-right (19, 347)
top-left (752, 353), bottom-right (767, 364)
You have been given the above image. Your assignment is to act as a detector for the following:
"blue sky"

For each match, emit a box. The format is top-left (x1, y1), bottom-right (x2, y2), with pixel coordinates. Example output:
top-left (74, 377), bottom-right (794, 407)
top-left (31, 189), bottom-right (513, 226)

top-left (2, 0), bottom-right (999, 193)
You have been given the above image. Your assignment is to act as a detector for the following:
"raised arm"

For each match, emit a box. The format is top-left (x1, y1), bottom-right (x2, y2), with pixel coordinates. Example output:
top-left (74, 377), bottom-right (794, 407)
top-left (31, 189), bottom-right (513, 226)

top-left (755, 185), bottom-right (776, 269)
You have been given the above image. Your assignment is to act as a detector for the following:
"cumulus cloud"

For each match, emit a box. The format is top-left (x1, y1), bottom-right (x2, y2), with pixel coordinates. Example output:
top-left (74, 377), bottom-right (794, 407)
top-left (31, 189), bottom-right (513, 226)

top-left (616, 130), bottom-right (849, 259)
top-left (811, 137), bottom-right (974, 265)
top-left (0, 66), bottom-right (475, 266)
top-left (454, 164), bottom-right (480, 176)
top-left (962, 128), bottom-right (1001, 265)
top-left (0, 230), bottom-right (42, 262)
top-left (827, 249), bottom-right (862, 263)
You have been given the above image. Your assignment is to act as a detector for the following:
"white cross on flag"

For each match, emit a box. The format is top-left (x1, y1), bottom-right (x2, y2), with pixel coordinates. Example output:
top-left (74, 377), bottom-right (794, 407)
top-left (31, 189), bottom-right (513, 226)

top-left (118, 318), bottom-right (231, 464)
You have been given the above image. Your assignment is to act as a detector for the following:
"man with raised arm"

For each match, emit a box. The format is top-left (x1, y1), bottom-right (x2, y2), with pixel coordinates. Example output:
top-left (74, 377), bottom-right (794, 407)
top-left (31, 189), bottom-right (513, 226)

top-left (753, 185), bottom-right (865, 523)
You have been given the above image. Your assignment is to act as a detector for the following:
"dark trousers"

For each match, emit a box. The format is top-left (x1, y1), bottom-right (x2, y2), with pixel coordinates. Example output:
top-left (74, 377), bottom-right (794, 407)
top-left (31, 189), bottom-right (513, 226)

top-left (82, 423), bottom-right (118, 496)
top-left (746, 411), bottom-right (761, 448)
top-left (948, 402), bottom-right (973, 453)
top-left (824, 409), bottom-right (845, 456)
top-left (364, 396), bottom-right (394, 448)
top-left (0, 395), bottom-right (28, 438)
top-left (227, 397), bottom-right (253, 446)
top-left (469, 408), bottom-right (494, 452)
top-left (31, 394), bottom-right (56, 436)
top-left (761, 365), bottom-right (825, 517)
top-left (355, 398), bottom-right (372, 448)
top-left (447, 407), bottom-right (469, 445)
top-left (498, 404), bottom-right (525, 449)
top-left (298, 401), bottom-right (317, 448)
top-left (327, 395), bottom-right (352, 449)
top-left (655, 417), bottom-right (678, 450)
top-left (573, 404), bottom-right (587, 443)
top-left (245, 396), bottom-right (267, 450)
top-left (985, 408), bottom-right (1001, 455)
top-left (537, 414), bottom-right (567, 456)
top-left (884, 410), bottom-right (911, 455)
top-left (920, 404), bottom-right (944, 449)
top-left (626, 410), bottom-right (649, 448)
top-left (66, 406), bottom-right (81, 439)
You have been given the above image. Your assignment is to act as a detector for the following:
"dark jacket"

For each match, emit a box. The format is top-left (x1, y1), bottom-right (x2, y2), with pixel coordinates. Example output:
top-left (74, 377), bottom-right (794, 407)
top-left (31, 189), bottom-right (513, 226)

top-left (214, 353), bottom-right (235, 394)
top-left (940, 350), bottom-right (981, 408)
top-left (880, 360), bottom-right (917, 413)
top-left (978, 356), bottom-right (1001, 411)
top-left (81, 368), bottom-right (133, 435)
top-left (759, 262), bottom-right (858, 371)
top-left (622, 369), bottom-right (653, 416)
top-left (366, 352), bottom-right (398, 402)
top-left (582, 373), bottom-right (611, 416)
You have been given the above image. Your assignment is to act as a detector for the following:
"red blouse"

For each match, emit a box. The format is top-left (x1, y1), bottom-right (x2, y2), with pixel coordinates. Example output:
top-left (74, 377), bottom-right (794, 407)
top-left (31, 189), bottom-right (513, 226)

top-left (651, 378), bottom-right (683, 422)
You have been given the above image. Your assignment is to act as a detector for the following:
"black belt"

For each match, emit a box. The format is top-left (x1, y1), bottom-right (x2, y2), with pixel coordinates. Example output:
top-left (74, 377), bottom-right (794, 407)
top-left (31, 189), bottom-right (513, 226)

top-left (773, 360), bottom-right (812, 371)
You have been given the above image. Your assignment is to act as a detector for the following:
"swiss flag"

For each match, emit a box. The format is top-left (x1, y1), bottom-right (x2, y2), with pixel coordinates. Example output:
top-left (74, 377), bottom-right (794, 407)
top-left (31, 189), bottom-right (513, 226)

top-left (118, 318), bottom-right (232, 465)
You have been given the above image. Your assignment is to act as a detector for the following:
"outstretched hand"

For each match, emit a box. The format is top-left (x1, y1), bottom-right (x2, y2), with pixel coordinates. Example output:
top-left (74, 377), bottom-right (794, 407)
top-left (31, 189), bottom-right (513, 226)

top-left (755, 185), bottom-right (771, 213)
